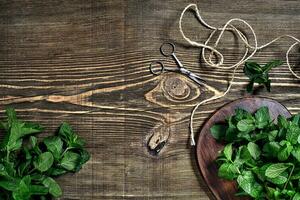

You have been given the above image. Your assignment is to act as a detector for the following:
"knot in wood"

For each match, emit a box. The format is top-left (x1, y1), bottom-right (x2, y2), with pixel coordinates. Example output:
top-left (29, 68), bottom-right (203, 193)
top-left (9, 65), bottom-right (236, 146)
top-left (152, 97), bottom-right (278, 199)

top-left (163, 77), bottom-right (191, 100)
top-left (147, 124), bottom-right (170, 156)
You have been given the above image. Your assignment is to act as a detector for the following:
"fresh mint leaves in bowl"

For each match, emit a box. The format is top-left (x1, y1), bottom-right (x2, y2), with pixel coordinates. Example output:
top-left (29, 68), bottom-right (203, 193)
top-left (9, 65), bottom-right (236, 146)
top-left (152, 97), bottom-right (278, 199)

top-left (196, 97), bottom-right (296, 200)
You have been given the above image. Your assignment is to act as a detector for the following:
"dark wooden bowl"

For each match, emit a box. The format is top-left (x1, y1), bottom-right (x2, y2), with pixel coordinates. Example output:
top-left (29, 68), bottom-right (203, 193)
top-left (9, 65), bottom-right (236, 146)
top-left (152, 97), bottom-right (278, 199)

top-left (196, 97), bottom-right (291, 200)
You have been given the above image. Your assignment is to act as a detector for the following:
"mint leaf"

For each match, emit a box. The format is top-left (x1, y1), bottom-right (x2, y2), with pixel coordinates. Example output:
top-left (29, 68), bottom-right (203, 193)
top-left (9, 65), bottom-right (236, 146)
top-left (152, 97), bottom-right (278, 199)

top-left (278, 142), bottom-right (293, 161)
top-left (237, 119), bottom-right (255, 132)
top-left (60, 151), bottom-right (80, 171)
top-left (286, 122), bottom-right (300, 144)
top-left (263, 142), bottom-right (280, 158)
top-left (29, 185), bottom-right (48, 195)
top-left (223, 143), bottom-right (233, 161)
top-left (255, 107), bottom-right (270, 129)
top-left (247, 142), bottom-right (261, 160)
top-left (58, 122), bottom-right (85, 148)
top-left (293, 193), bottom-right (300, 200)
top-left (218, 163), bottom-right (239, 180)
top-left (237, 171), bottom-right (263, 198)
top-left (210, 124), bottom-right (227, 140)
top-left (12, 175), bottom-right (31, 200)
top-left (42, 177), bottom-right (62, 198)
top-left (262, 60), bottom-right (283, 72)
top-left (34, 152), bottom-right (54, 172)
top-left (291, 146), bottom-right (300, 162)
top-left (265, 163), bottom-right (290, 178)
top-left (243, 60), bottom-right (282, 93)
top-left (44, 136), bottom-right (63, 160)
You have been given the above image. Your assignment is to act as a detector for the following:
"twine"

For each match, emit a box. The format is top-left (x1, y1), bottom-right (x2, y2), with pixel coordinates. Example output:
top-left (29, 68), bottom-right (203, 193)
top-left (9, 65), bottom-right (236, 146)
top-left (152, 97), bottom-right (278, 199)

top-left (178, 4), bottom-right (300, 145)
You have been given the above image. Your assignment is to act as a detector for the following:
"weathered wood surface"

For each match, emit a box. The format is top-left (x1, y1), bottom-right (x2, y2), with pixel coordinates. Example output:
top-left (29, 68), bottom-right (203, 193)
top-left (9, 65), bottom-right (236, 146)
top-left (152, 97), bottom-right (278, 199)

top-left (0, 0), bottom-right (299, 199)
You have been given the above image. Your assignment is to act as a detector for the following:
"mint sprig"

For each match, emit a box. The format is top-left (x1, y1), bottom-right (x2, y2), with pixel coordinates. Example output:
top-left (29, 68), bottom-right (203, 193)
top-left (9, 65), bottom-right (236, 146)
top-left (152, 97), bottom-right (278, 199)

top-left (244, 60), bottom-right (283, 93)
top-left (0, 108), bottom-right (90, 199)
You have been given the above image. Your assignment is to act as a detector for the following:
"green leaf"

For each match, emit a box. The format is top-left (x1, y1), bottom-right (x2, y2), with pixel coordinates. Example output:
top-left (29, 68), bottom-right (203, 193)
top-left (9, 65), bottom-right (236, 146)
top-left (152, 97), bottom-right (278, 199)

top-left (29, 136), bottom-right (37, 149)
top-left (225, 117), bottom-right (237, 142)
top-left (268, 130), bottom-right (278, 141)
top-left (247, 142), bottom-right (261, 160)
top-left (237, 171), bottom-right (263, 198)
top-left (0, 164), bottom-right (10, 178)
top-left (237, 119), bottom-right (255, 132)
top-left (34, 152), bottom-right (54, 172)
top-left (293, 193), bottom-right (300, 200)
top-left (12, 175), bottom-right (31, 200)
top-left (234, 108), bottom-right (252, 121)
top-left (240, 146), bottom-right (252, 161)
top-left (255, 107), bottom-right (270, 129)
top-left (223, 143), bottom-right (233, 161)
top-left (18, 159), bottom-right (31, 177)
top-left (268, 176), bottom-right (287, 185)
top-left (292, 146), bottom-right (300, 162)
top-left (265, 163), bottom-right (290, 178)
top-left (237, 132), bottom-right (251, 141)
top-left (58, 122), bottom-right (85, 148)
top-left (0, 108), bottom-right (44, 152)
top-left (42, 177), bottom-right (62, 198)
top-left (263, 142), bottom-right (280, 157)
top-left (278, 142), bottom-right (293, 161)
top-left (0, 178), bottom-right (18, 191)
top-left (218, 163), bottom-right (239, 180)
top-left (210, 124), bottom-right (227, 140)
top-left (44, 136), bottom-right (63, 160)
top-left (286, 122), bottom-right (300, 144)
top-left (29, 185), bottom-right (48, 195)
top-left (47, 167), bottom-right (67, 176)
top-left (3, 160), bottom-right (16, 177)
top-left (74, 149), bottom-right (90, 172)
top-left (266, 187), bottom-right (277, 199)
top-left (244, 62), bottom-right (263, 78)
top-left (278, 115), bottom-right (289, 129)
top-left (293, 114), bottom-right (300, 125)
top-left (252, 164), bottom-right (271, 182)
top-left (60, 151), bottom-right (80, 171)
top-left (291, 171), bottom-right (300, 180)
top-left (268, 174), bottom-right (288, 185)
top-left (262, 60), bottom-right (283, 72)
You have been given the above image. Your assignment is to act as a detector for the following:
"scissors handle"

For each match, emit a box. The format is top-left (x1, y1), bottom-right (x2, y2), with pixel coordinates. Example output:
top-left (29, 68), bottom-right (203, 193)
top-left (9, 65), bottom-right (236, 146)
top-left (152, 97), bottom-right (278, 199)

top-left (160, 42), bottom-right (175, 57)
top-left (160, 42), bottom-right (184, 68)
top-left (149, 61), bottom-right (165, 75)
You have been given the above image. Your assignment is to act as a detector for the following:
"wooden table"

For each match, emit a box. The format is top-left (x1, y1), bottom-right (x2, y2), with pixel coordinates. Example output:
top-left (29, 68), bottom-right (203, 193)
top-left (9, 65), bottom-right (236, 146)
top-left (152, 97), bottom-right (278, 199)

top-left (0, 1), bottom-right (299, 199)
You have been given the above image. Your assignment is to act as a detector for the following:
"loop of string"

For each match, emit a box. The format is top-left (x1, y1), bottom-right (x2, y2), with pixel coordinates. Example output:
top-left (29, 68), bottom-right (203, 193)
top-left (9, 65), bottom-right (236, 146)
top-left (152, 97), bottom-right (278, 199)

top-left (179, 4), bottom-right (300, 146)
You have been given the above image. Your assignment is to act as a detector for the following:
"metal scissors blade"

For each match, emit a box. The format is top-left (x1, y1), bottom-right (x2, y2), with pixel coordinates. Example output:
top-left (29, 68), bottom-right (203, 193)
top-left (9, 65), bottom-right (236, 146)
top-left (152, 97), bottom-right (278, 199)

top-left (179, 67), bottom-right (206, 85)
top-left (188, 72), bottom-right (206, 86)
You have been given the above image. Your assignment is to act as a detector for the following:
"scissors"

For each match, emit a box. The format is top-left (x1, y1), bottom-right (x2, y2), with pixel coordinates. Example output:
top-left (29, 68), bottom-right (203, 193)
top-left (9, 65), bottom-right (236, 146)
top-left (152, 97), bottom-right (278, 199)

top-left (150, 42), bottom-right (206, 86)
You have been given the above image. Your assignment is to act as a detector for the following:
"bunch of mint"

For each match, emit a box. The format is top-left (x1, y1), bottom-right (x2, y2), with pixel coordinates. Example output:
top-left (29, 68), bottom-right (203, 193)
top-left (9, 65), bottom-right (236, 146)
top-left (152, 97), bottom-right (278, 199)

top-left (0, 108), bottom-right (90, 200)
top-left (211, 107), bottom-right (300, 199)
top-left (244, 60), bottom-right (283, 93)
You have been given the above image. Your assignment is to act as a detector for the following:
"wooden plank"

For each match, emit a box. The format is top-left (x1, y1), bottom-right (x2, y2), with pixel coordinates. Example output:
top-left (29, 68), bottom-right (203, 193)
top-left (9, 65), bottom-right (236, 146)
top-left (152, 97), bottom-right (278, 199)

top-left (0, 0), bottom-right (299, 199)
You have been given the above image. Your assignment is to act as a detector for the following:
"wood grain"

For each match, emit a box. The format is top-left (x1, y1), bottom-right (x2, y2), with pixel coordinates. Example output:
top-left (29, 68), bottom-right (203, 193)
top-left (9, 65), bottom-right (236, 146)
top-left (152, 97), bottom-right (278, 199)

top-left (0, 0), bottom-right (299, 199)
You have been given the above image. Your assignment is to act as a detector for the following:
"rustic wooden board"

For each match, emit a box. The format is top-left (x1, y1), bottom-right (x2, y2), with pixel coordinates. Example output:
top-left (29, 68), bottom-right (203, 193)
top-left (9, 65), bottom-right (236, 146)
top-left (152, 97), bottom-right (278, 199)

top-left (0, 0), bottom-right (299, 199)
